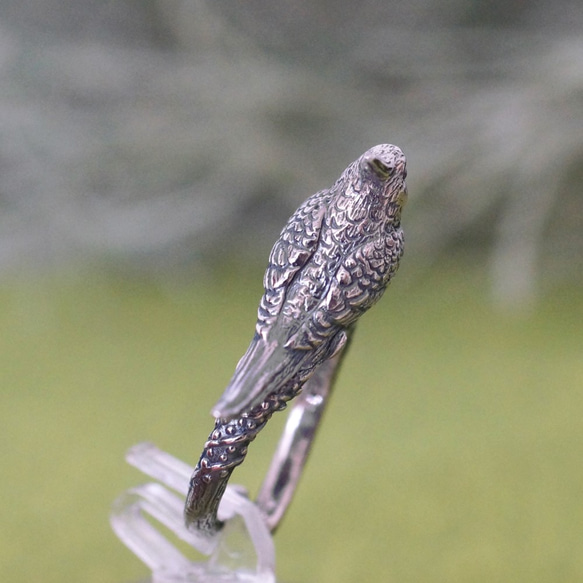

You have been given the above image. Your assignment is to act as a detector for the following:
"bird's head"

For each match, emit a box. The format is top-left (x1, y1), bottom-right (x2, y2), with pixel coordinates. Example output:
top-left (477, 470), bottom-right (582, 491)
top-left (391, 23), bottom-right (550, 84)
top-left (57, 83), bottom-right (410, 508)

top-left (358, 144), bottom-right (408, 224)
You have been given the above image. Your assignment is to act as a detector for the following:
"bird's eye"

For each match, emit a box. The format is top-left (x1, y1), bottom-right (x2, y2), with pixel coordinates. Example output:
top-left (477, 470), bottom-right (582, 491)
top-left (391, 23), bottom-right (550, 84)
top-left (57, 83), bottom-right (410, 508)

top-left (369, 158), bottom-right (392, 179)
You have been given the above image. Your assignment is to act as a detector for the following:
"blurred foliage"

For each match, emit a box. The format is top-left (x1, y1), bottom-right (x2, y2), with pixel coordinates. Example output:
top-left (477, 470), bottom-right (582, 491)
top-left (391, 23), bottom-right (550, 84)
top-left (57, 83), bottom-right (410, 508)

top-left (0, 266), bottom-right (582, 582)
top-left (0, 0), bottom-right (581, 304)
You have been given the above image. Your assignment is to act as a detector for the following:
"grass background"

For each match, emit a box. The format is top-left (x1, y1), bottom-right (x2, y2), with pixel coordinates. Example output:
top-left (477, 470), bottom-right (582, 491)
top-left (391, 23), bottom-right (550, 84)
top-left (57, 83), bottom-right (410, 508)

top-left (1, 263), bottom-right (582, 583)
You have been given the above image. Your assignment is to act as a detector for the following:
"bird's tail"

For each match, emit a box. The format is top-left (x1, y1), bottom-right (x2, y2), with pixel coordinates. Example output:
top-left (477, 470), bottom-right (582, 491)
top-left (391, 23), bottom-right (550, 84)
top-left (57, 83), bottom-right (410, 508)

top-left (211, 338), bottom-right (290, 419)
top-left (211, 327), bottom-right (349, 420)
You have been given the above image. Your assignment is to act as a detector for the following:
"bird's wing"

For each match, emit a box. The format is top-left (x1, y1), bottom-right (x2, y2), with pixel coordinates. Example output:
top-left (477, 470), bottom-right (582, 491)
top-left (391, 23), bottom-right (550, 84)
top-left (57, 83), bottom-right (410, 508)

top-left (255, 188), bottom-right (330, 339)
top-left (284, 231), bottom-right (401, 350)
top-left (211, 189), bottom-right (330, 419)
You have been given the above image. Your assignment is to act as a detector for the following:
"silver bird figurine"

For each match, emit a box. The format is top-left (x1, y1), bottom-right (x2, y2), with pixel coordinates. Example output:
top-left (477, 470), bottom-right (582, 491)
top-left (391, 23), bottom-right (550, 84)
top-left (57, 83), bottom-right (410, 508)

top-left (185, 144), bottom-right (407, 533)
top-left (213, 143), bottom-right (408, 419)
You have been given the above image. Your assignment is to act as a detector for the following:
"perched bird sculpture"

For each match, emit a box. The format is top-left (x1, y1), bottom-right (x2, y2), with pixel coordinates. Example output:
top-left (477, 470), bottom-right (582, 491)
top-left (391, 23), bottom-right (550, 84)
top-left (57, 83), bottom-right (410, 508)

top-left (185, 144), bottom-right (408, 533)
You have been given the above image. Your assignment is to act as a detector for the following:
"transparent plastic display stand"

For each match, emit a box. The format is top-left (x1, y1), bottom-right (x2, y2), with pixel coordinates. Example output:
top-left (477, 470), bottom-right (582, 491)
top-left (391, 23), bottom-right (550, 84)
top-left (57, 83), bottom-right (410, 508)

top-left (111, 443), bottom-right (276, 583)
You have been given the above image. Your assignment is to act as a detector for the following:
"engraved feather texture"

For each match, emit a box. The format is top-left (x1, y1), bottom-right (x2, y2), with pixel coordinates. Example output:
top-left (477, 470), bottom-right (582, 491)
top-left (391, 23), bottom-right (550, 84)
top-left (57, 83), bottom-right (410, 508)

top-left (212, 144), bottom-right (408, 419)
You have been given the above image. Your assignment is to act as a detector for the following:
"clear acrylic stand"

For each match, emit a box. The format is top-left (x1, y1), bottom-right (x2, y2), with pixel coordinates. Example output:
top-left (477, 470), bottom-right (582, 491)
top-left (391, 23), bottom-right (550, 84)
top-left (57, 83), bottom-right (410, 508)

top-left (111, 443), bottom-right (276, 583)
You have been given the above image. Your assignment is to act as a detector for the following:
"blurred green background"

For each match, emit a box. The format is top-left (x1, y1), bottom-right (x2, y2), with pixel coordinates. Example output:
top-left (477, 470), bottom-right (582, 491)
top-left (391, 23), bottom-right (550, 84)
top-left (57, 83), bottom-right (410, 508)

top-left (1, 1), bottom-right (582, 582)
top-left (2, 266), bottom-right (582, 582)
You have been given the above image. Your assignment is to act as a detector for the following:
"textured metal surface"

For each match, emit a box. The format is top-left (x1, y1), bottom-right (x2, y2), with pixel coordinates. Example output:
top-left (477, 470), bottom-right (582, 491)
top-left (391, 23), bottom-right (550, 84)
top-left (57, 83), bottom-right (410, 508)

top-left (185, 144), bottom-right (407, 534)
